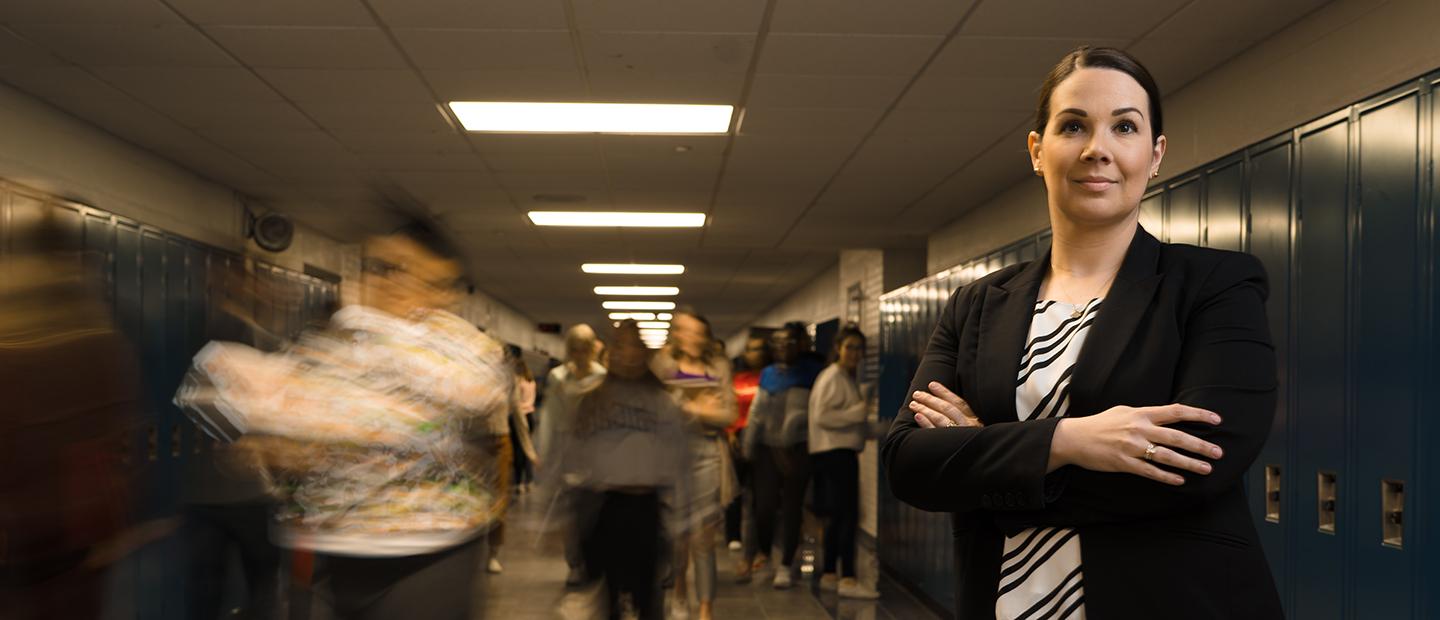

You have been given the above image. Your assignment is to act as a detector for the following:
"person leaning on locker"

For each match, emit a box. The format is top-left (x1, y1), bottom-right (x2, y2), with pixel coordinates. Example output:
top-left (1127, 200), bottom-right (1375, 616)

top-left (882, 46), bottom-right (1282, 619)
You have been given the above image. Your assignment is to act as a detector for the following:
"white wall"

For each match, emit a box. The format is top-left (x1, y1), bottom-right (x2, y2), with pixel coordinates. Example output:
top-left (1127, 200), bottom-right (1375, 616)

top-left (839, 249), bottom-right (884, 537)
top-left (723, 263), bottom-right (840, 355)
top-left (927, 0), bottom-right (1440, 273)
top-left (458, 290), bottom-right (564, 358)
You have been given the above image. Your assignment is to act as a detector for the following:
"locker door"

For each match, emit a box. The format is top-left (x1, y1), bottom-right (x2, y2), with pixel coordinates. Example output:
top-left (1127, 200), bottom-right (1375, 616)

top-left (1139, 192), bottom-right (1165, 239)
top-left (84, 212), bottom-right (113, 299)
top-left (165, 239), bottom-right (191, 466)
top-left (1245, 140), bottom-right (1293, 606)
top-left (1292, 120), bottom-right (1349, 620)
top-left (140, 231), bottom-right (168, 507)
top-left (115, 223), bottom-right (143, 467)
top-left (1425, 81), bottom-right (1440, 620)
top-left (1206, 162), bottom-right (1244, 251)
top-left (1167, 179), bottom-right (1202, 245)
top-left (1352, 93), bottom-right (1419, 618)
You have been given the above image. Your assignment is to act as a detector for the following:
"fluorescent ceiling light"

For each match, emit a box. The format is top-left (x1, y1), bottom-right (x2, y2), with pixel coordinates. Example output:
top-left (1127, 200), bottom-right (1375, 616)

top-left (529, 211), bottom-right (705, 228)
top-left (583, 263), bottom-right (685, 275)
top-left (608, 312), bottom-right (656, 321)
top-left (594, 286), bottom-right (678, 296)
top-left (603, 301), bottom-right (676, 310)
top-left (637, 321), bottom-right (671, 330)
top-left (449, 102), bottom-right (732, 134)
top-left (640, 328), bottom-right (669, 335)
top-left (657, 313), bottom-right (673, 321)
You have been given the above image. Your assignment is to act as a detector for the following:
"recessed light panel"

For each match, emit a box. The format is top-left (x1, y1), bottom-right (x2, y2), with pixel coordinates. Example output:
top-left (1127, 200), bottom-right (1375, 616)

top-left (608, 312), bottom-right (656, 321)
top-left (583, 263), bottom-right (685, 275)
top-left (602, 301), bottom-right (677, 310)
top-left (594, 286), bottom-right (678, 296)
top-left (529, 211), bottom-right (705, 228)
top-left (449, 102), bottom-right (732, 134)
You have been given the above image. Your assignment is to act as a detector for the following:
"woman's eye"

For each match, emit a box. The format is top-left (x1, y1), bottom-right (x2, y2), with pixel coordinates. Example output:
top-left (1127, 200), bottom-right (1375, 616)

top-left (1060, 120), bottom-right (1084, 134)
top-left (1116, 120), bottom-right (1138, 134)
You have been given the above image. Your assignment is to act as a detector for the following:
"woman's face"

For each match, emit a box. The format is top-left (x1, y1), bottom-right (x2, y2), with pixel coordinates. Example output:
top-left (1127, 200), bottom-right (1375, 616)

top-left (836, 335), bottom-right (864, 370)
top-left (670, 313), bottom-right (709, 359)
top-left (608, 328), bottom-right (650, 380)
top-left (1028, 67), bottom-right (1166, 228)
top-left (742, 337), bottom-right (768, 369)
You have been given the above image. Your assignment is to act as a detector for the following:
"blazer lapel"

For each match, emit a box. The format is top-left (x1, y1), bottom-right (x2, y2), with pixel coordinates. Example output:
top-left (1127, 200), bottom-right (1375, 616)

top-left (974, 257), bottom-right (1047, 423)
top-left (1069, 228), bottom-right (1163, 417)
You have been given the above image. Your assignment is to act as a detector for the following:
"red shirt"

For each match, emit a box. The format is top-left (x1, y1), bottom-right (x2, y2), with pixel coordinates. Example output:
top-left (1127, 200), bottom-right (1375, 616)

top-left (728, 369), bottom-right (762, 434)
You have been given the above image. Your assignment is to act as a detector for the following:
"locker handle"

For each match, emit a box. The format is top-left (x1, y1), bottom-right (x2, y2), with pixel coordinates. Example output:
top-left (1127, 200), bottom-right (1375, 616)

top-left (1320, 499), bottom-right (1336, 512)
top-left (1386, 511), bottom-right (1403, 526)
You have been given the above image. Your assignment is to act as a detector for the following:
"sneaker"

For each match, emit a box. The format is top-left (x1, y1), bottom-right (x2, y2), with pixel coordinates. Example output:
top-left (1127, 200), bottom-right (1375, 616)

top-left (838, 578), bottom-right (880, 600)
top-left (669, 596), bottom-right (690, 620)
top-left (487, 557), bottom-right (503, 574)
top-left (773, 567), bottom-right (793, 589)
top-left (819, 573), bottom-right (839, 590)
top-left (727, 540), bottom-right (742, 552)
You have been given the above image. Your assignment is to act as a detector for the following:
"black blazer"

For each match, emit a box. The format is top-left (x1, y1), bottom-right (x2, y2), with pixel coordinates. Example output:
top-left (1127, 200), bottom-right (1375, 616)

top-left (882, 228), bottom-right (1283, 619)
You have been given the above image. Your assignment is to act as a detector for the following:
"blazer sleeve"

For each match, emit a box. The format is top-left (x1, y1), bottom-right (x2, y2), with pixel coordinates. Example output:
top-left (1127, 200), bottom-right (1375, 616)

top-left (1000, 252), bottom-right (1277, 528)
top-left (881, 285), bottom-right (1063, 514)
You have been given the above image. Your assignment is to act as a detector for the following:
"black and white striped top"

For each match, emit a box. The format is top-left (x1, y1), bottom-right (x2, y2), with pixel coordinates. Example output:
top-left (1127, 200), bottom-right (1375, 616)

top-left (995, 298), bottom-right (1101, 620)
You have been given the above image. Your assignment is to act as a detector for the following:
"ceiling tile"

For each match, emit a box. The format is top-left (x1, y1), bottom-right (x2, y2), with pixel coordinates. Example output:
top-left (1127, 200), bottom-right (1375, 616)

top-left (599, 134), bottom-right (728, 158)
top-left (0, 27), bottom-right (67, 67)
top-left (959, 0), bottom-right (1189, 39)
top-left (330, 129), bottom-right (469, 154)
top-left (582, 31), bottom-right (754, 76)
top-left (586, 70), bottom-right (745, 104)
top-left (197, 128), bottom-right (343, 152)
top-left (368, 0), bottom-right (566, 29)
top-left (359, 150), bottom-right (489, 171)
top-left (393, 29), bottom-right (575, 71)
top-left (157, 100), bottom-right (317, 130)
top-left (771, 0), bottom-right (973, 35)
top-left (571, 0), bottom-right (766, 33)
top-left (483, 152), bottom-right (607, 174)
top-left (898, 74), bottom-right (1038, 112)
top-left (747, 74), bottom-right (909, 108)
top-left (0, 65), bottom-right (130, 104)
top-left (1128, 37), bottom-right (1256, 96)
top-left (10, 23), bottom-right (236, 67)
top-left (759, 34), bottom-right (940, 77)
top-left (423, 68), bottom-right (587, 101)
top-left (299, 101), bottom-right (454, 131)
top-left (0, 0), bottom-right (180, 26)
top-left (257, 68), bottom-right (433, 103)
top-left (928, 36), bottom-right (1129, 80)
top-left (205, 26), bottom-right (406, 69)
top-left (167, 0), bottom-right (373, 27)
top-left (737, 106), bottom-right (884, 137)
top-left (1143, 0), bottom-right (1330, 42)
top-left (95, 66), bottom-right (283, 105)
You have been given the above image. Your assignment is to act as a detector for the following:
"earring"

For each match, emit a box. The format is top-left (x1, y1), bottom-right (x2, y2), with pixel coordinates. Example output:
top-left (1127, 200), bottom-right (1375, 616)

top-left (1151, 170), bottom-right (1159, 178)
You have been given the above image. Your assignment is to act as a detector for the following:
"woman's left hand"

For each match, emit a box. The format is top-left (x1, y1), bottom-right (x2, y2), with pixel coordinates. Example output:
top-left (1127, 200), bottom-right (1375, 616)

top-left (910, 382), bottom-right (983, 428)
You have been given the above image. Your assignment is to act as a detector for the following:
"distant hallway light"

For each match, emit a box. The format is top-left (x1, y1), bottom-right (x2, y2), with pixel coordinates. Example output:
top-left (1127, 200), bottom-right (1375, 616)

top-left (602, 301), bottom-right (676, 311)
top-left (449, 102), bottom-right (733, 134)
top-left (609, 312), bottom-right (656, 321)
top-left (583, 263), bottom-right (686, 275)
top-left (637, 321), bottom-right (671, 330)
top-left (594, 286), bottom-right (678, 296)
top-left (529, 211), bottom-right (705, 228)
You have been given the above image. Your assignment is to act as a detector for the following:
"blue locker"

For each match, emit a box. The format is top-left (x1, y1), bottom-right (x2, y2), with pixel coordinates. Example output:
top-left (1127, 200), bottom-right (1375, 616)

top-left (165, 239), bottom-right (191, 464)
top-left (1206, 161), bottom-right (1244, 251)
top-left (1351, 91), bottom-right (1420, 618)
top-left (84, 212), bottom-right (113, 296)
top-left (1423, 78), bottom-right (1440, 620)
top-left (1293, 119), bottom-right (1350, 620)
top-left (114, 223), bottom-right (143, 468)
top-left (1244, 139), bottom-right (1295, 609)
top-left (140, 231), bottom-right (168, 507)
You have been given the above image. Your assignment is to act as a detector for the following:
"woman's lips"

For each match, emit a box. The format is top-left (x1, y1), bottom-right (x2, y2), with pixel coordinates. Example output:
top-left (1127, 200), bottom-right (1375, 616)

top-left (1074, 178), bottom-right (1116, 192)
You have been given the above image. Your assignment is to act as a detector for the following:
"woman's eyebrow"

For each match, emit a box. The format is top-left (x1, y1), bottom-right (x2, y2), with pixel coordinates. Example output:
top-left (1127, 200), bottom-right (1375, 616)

top-left (1057, 108), bottom-right (1087, 117)
top-left (1113, 106), bottom-right (1144, 118)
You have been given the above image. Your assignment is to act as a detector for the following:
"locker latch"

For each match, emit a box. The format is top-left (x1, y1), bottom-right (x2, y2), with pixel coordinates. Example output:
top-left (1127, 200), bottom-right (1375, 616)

top-left (1382, 480), bottom-right (1404, 549)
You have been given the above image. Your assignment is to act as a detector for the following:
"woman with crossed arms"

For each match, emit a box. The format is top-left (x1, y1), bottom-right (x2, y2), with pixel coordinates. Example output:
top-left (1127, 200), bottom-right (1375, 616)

top-left (881, 47), bottom-right (1283, 619)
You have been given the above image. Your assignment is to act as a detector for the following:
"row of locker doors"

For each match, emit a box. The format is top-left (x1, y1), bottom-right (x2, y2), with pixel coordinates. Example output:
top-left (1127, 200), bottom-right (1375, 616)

top-left (877, 74), bottom-right (1439, 618)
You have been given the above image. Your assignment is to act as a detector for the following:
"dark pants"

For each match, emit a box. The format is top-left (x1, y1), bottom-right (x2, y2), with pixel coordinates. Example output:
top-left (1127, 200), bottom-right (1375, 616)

top-left (325, 539), bottom-right (480, 620)
top-left (812, 449), bottom-right (859, 577)
top-left (724, 440), bottom-right (748, 544)
top-left (511, 413), bottom-right (533, 487)
top-left (184, 501), bottom-right (280, 620)
top-left (747, 444), bottom-right (811, 567)
top-left (578, 489), bottom-right (663, 620)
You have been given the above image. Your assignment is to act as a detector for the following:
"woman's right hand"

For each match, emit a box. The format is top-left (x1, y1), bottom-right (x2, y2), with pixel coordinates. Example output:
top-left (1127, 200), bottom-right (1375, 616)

top-left (1049, 404), bottom-right (1225, 486)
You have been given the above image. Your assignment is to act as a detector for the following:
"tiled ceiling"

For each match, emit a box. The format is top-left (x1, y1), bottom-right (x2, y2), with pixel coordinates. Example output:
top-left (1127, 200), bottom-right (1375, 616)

top-left (0, 0), bottom-right (1331, 337)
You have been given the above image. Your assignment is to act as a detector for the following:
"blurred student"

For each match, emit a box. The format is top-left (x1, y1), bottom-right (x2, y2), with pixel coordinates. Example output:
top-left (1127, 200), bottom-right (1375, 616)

top-left (725, 334), bottom-right (770, 551)
top-left (568, 321), bottom-right (688, 620)
top-left (535, 324), bottom-right (607, 586)
top-left (808, 326), bottom-right (879, 599)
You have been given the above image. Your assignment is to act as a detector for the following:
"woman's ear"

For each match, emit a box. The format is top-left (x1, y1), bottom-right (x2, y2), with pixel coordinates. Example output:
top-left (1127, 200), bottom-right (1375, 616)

top-left (1027, 131), bottom-right (1043, 175)
top-left (1150, 134), bottom-right (1168, 178)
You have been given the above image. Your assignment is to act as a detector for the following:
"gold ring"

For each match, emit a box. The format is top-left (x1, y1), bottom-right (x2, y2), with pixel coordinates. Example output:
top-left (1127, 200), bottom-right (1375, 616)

top-left (945, 419), bottom-right (959, 428)
top-left (1143, 444), bottom-right (1158, 461)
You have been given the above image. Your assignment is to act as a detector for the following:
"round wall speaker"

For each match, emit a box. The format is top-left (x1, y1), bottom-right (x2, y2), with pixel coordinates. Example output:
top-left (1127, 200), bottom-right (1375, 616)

top-left (252, 212), bottom-right (294, 252)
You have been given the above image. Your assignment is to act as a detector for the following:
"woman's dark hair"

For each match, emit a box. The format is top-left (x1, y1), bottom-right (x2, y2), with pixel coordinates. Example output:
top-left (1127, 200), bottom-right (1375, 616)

top-left (669, 305), bottom-right (717, 364)
top-left (1035, 46), bottom-right (1163, 143)
top-left (780, 321), bottom-right (812, 351)
top-left (393, 220), bottom-right (463, 262)
top-left (828, 324), bottom-right (867, 364)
